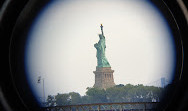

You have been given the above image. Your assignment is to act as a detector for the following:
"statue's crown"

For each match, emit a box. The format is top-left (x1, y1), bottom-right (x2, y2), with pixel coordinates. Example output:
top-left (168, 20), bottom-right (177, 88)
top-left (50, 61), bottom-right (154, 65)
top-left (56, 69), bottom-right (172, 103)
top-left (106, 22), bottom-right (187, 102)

top-left (98, 34), bottom-right (105, 38)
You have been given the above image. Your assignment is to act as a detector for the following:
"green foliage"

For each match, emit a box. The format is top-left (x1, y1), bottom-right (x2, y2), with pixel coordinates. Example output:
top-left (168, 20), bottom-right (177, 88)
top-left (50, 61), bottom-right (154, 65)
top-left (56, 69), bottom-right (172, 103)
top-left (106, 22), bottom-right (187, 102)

top-left (69, 92), bottom-right (82, 105)
top-left (46, 95), bottom-right (56, 106)
top-left (86, 88), bottom-right (107, 103)
top-left (55, 93), bottom-right (70, 106)
top-left (47, 84), bottom-right (164, 106)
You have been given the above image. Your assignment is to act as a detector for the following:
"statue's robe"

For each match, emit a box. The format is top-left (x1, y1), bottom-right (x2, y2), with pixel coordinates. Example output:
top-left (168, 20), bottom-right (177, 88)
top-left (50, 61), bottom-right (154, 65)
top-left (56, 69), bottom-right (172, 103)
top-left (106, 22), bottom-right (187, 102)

top-left (94, 35), bottom-right (110, 67)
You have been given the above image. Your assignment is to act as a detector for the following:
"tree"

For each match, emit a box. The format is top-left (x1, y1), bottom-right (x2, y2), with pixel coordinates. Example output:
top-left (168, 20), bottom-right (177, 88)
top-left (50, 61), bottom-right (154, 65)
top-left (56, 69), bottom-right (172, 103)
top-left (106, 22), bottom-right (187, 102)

top-left (68, 92), bottom-right (82, 105)
top-left (86, 87), bottom-right (107, 103)
top-left (81, 95), bottom-right (89, 104)
top-left (46, 95), bottom-right (56, 106)
top-left (55, 93), bottom-right (70, 106)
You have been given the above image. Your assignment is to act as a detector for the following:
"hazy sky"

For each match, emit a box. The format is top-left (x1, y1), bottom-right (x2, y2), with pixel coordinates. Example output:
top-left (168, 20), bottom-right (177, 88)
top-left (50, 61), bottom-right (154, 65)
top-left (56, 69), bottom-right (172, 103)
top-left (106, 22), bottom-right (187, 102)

top-left (25, 0), bottom-right (176, 101)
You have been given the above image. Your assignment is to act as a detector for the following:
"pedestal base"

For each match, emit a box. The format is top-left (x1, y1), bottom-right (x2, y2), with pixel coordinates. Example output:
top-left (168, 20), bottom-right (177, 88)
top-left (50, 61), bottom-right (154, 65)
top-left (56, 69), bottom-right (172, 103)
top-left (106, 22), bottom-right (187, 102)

top-left (93, 67), bottom-right (115, 89)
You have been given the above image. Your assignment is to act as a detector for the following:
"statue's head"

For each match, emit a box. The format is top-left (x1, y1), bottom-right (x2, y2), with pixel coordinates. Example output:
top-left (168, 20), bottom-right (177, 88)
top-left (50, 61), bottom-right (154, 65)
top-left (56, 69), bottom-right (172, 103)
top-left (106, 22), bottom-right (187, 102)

top-left (98, 34), bottom-right (104, 39)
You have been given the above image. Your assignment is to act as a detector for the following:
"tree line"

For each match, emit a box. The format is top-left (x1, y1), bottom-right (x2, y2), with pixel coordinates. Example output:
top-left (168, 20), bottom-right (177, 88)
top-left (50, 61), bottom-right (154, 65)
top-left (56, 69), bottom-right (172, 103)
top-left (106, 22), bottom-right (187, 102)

top-left (46, 84), bottom-right (164, 106)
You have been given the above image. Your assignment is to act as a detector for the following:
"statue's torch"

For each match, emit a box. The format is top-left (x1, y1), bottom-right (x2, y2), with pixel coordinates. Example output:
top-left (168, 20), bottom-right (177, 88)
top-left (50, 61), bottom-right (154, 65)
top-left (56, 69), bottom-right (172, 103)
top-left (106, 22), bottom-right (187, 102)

top-left (100, 24), bottom-right (104, 36)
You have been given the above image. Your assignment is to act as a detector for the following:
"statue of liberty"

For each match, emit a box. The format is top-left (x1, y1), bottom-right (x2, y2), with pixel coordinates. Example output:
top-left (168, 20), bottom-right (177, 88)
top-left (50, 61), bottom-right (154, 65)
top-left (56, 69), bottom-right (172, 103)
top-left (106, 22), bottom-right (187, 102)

top-left (94, 24), bottom-right (111, 67)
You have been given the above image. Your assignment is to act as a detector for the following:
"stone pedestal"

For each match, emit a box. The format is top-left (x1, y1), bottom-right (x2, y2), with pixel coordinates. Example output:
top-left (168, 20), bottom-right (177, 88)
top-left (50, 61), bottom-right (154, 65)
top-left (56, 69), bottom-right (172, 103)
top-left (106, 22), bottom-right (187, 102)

top-left (93, 67), bottom-right (115, 89)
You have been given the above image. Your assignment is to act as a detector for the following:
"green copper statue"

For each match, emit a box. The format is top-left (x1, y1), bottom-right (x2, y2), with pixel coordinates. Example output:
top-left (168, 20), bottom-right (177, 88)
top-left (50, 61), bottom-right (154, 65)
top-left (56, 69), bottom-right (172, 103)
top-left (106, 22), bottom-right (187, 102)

top-left (94, 24), bottom-right (111, 67)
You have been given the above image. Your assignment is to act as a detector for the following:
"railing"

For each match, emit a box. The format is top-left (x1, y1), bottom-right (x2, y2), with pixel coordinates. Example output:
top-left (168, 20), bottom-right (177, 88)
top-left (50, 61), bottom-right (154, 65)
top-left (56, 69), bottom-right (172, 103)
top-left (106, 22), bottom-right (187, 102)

top-left (41, 102), bottom-right (159, 111)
